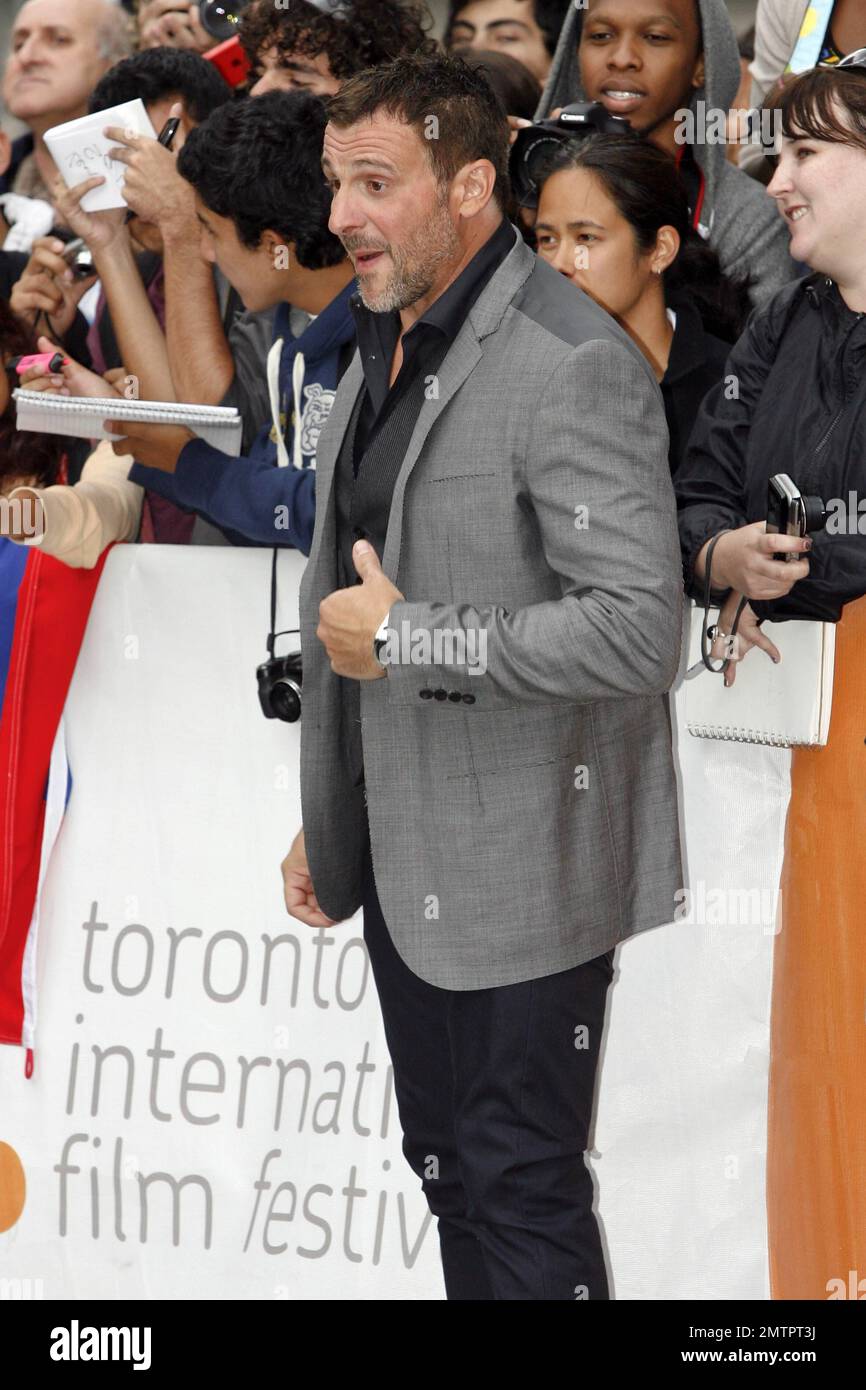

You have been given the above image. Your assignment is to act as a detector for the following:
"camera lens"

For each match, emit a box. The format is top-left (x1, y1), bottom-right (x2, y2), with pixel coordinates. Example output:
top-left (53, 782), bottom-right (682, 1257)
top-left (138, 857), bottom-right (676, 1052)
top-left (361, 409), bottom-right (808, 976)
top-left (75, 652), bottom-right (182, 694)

top-left (72, 251), bottom-right (94, 280)
top-left (271, 678), bottom-right (301, 723)
top-left (199, 0), bottom-right (249, 41)
top-left (802, 495), bottom-right (828, 535)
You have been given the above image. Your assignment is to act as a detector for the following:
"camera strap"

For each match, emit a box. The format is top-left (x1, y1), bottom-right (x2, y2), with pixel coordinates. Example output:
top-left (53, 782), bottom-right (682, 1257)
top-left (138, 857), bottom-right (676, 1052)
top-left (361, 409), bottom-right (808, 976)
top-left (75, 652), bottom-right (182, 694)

top-left (266, 547), bottom-right (298, 659)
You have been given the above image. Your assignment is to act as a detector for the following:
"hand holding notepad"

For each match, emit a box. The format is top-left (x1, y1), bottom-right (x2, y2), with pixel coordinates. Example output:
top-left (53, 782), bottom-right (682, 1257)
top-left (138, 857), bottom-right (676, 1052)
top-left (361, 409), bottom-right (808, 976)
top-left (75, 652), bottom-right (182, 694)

top-left (13, 390), bottom-right (243, 460)
top-left (45, 100), bottom-right (158, 213)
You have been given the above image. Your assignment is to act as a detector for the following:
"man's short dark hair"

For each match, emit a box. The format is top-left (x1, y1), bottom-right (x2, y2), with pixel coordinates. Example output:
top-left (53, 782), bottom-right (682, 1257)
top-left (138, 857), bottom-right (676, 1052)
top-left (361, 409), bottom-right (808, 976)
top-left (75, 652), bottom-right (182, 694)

top-left (176, 89), bottom-right (346, 270)
top-left (324, 52), bottom-right (511, 212)
top-left (240, 0), bottom-right (438, 83)
top-left (446, 0), bottom-right (572, 58)
top-left (89, 47), bottom-right (232, 123)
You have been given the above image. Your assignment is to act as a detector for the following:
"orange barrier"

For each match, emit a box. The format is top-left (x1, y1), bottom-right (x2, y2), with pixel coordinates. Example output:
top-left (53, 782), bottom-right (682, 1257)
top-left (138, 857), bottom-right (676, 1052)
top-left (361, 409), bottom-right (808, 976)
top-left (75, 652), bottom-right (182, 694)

top-left (767, 593), bottom-right (866, 1299)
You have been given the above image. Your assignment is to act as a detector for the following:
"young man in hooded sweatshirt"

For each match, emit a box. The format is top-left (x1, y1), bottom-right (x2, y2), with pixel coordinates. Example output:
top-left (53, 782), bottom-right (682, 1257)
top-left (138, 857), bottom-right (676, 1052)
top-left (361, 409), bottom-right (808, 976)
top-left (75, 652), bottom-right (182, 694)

top-left (115, 90), bottom-right (356, 550)
top-left (10, 91), bottom-right (357, 563)
top-left (536, 0), bottom-right (796, 306)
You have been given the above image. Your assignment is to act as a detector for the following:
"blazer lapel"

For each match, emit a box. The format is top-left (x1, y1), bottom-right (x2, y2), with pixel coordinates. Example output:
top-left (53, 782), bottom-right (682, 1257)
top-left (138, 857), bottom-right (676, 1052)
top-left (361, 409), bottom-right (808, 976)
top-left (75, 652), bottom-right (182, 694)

top-left (382, 233), bottom-right (537, 579)
top-left (381, 328), bottom-right (482, 579)
top-left (308, 231), bottom-right (537, 583)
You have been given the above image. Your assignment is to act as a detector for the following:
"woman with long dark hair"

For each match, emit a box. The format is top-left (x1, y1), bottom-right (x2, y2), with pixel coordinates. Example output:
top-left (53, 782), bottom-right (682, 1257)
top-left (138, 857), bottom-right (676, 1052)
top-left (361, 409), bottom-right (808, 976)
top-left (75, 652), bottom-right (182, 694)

top-left (532, 131), bottom-right (752, 476)
top-left (675, 57), bottom-right (866, 1297)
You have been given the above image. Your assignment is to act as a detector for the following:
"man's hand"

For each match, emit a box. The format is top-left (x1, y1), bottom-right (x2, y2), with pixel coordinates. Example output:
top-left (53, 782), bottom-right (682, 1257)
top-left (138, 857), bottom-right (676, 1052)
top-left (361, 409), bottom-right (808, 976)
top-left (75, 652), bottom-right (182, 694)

top-left (106, 418), bottom-right (195, 471)
top-left (317, 541), bottom-right (403, 680)
top-left (52, 174), bottom-right (128, 255)
top-left (281, 827), bottom-right (340, 928)
top-left (105, 108), bottom-right (197, 234)
top-left (138, 0), bottom-right (213, 51)
top-left (712, 593), bottom-right (781, 688)
top-left (9, 236), bottom-right (97, 337)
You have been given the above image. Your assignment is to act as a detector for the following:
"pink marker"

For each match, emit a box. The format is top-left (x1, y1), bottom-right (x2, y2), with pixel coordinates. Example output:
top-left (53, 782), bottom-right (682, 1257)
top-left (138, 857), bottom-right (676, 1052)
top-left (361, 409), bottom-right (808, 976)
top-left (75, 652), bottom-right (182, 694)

top-left (8, 351), bottom-right (67, 376)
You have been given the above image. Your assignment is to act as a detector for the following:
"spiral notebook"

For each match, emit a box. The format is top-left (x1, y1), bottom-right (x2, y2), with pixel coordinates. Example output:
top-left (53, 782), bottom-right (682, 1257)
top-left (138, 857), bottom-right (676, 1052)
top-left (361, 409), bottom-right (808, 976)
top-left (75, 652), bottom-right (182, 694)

top-left (684, 605), bottom-right (836, 747)
top-left (13, 390), bottom-right (243, 455)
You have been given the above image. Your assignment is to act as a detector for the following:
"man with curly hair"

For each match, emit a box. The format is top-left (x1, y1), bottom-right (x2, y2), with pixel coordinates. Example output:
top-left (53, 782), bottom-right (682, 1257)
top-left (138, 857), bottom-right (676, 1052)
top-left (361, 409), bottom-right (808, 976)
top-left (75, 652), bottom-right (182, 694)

top-left (241, 0), bottom-right (438, 97)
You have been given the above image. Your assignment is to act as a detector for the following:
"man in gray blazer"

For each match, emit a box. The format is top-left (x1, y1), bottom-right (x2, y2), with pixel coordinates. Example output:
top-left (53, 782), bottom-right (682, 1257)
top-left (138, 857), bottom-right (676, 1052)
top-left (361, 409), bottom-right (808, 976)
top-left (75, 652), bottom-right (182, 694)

top-left (282, 53), bottom-right (684, 1300)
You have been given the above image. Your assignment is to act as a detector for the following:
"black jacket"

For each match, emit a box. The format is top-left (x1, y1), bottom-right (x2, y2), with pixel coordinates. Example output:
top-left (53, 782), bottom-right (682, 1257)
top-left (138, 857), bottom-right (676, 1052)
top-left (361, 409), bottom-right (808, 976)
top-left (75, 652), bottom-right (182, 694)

top-left (675, 272), bottom-right (866, 622)
top-left (661, 295), bottom-right (732, 479)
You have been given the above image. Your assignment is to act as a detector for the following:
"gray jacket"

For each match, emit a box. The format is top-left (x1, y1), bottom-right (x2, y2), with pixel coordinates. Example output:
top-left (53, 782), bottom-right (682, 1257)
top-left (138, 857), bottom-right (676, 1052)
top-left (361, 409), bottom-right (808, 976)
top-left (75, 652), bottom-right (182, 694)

top-left (299, 231), bottom-right (685, 990)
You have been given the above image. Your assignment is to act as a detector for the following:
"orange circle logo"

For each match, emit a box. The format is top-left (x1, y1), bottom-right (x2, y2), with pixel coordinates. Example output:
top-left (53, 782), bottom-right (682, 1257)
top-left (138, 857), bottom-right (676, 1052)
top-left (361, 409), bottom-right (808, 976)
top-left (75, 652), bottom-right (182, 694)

top-left (0, 1142), bottom-right (26, 1232)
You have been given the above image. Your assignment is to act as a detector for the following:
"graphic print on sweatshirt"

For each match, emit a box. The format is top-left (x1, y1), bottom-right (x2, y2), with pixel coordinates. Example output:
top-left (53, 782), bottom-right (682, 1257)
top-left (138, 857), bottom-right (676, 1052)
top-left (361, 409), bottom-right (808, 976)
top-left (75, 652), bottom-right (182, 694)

top-left (297, 382), bottom-right (336, 470)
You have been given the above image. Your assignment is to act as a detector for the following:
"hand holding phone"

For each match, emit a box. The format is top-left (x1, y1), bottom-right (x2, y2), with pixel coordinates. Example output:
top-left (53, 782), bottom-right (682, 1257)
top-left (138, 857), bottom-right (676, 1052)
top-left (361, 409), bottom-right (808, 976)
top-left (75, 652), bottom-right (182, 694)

top-left (122, 116), bottom-right (182, 224)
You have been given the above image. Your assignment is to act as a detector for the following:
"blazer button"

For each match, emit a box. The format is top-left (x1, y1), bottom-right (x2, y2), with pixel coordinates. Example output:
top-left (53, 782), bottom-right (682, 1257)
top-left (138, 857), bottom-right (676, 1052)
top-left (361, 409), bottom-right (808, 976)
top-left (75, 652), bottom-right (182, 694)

top-left (433, 688), bottom-right (448, 701)
top-left (419, 688), bottom-right (434, 699)
top-left (462, 693), bottom-right (476, 704)
top-left (352, 526), bottom-right (365, 539)
top-left (448, 691), bottom-right (462, 702)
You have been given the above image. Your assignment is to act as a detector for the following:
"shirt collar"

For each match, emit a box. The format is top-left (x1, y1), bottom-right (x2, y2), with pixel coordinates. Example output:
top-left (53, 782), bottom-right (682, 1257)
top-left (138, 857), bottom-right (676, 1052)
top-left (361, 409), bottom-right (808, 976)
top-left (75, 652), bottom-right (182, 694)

top-left (350, 217), bottom-right (517, 356)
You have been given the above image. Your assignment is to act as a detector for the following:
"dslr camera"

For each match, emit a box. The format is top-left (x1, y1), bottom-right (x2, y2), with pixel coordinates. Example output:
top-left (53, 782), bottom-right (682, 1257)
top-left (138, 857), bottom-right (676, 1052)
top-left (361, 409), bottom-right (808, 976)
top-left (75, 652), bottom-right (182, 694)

top-left (257, 651), bottom-right (303, 723)
top-left (508, 101), bottom-right (632, 208)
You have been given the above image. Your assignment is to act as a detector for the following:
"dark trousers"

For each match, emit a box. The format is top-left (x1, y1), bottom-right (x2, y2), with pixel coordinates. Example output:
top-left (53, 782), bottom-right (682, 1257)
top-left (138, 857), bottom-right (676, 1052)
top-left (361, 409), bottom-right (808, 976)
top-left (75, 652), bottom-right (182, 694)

top-left (361, 836), bottom-right (615, 1300)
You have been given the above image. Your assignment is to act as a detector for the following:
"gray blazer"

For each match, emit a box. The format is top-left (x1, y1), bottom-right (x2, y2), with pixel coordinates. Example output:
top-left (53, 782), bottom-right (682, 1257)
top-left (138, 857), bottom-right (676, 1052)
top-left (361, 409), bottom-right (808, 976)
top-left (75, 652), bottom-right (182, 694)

top-left (299, 229), bottom-right (684, 990)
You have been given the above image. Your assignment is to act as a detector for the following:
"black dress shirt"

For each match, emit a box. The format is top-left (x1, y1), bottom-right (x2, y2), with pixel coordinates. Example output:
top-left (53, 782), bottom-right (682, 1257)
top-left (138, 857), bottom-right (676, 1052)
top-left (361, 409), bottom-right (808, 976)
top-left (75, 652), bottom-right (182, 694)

top-left (349, 216), bottom-right (517, 478)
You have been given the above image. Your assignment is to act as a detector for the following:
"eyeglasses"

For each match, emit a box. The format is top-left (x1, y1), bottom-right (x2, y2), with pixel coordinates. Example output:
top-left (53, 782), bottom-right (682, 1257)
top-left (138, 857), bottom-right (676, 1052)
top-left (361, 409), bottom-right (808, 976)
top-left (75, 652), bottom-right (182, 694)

top-left (818, 46), bottom-right (866, 73)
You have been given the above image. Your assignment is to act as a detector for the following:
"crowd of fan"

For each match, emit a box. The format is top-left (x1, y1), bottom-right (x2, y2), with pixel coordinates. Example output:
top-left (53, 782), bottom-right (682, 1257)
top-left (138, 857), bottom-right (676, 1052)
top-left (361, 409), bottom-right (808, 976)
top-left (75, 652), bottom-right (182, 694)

top-left (0, 0), bottom-right (844, 560)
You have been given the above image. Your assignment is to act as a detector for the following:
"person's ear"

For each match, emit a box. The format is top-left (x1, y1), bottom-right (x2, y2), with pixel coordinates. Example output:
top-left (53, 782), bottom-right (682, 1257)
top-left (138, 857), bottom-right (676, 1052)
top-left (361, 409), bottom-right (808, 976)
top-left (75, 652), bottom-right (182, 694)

top-left (651, 224), bottom-right (681, 276)
top-left (691, 53), bottom-right (705, 91)
top-left (454, 159), bottom-right (498, 219)
top-left (262, 229), bottom-right (295, 273)
top-left (0, 130), bottom-right (12, 179)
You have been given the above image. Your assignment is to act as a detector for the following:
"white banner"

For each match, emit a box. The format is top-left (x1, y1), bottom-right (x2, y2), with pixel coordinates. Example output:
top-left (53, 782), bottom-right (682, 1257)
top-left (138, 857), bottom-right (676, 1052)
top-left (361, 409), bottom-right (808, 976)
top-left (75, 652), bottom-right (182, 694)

top-left (0, 548), bottom-right (790, 1300)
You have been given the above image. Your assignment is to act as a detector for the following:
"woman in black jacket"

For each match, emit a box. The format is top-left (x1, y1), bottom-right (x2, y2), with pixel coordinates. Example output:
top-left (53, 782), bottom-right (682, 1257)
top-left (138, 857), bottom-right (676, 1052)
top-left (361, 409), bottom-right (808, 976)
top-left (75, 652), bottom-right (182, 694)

top-left (675, 60), bottom-right (866, 1299)
top-left (532, 130), bottom-right (752, 476)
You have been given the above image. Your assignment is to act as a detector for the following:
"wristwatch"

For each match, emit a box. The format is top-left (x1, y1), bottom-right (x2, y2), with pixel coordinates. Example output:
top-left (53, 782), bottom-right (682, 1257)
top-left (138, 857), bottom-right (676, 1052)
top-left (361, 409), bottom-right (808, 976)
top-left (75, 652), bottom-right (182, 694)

top-left (372, 610), bottom-right (392, 670)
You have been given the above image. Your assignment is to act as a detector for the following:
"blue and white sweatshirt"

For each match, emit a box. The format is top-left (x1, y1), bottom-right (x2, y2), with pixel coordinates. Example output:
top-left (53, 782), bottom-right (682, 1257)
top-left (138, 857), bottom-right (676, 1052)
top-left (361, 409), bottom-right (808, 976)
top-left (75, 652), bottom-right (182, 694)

top-left (128, 278), bottom-right (357, 552)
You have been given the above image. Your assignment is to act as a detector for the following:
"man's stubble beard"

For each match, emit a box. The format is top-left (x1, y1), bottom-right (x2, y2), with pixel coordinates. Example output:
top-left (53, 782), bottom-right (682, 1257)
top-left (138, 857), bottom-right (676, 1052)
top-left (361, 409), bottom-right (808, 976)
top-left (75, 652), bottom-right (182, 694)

top-left (355, 190), bottom-right (461, 313)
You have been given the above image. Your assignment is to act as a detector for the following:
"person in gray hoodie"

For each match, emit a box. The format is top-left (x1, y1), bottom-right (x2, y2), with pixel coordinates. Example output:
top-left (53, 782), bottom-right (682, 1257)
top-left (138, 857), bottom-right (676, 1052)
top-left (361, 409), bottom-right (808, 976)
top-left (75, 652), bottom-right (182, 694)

top-left (533, 0), bottom-right (797, 305)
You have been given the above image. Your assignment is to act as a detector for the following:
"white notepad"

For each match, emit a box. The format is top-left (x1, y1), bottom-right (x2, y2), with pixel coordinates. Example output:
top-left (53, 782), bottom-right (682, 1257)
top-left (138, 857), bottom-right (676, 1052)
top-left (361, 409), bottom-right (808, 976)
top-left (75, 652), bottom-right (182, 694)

top-left (44, 99), bottom-right (158, 212)
top-left (685, 604), bottom-right (836, 747)
top-left (13, 390), bottom-right (243, 456)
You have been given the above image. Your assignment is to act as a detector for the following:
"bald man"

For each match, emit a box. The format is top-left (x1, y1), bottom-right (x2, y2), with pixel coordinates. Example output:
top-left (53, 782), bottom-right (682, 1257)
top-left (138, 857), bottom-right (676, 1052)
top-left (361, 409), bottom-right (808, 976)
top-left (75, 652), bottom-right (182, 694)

top-left (2, 0), bottom-right (133, 201)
